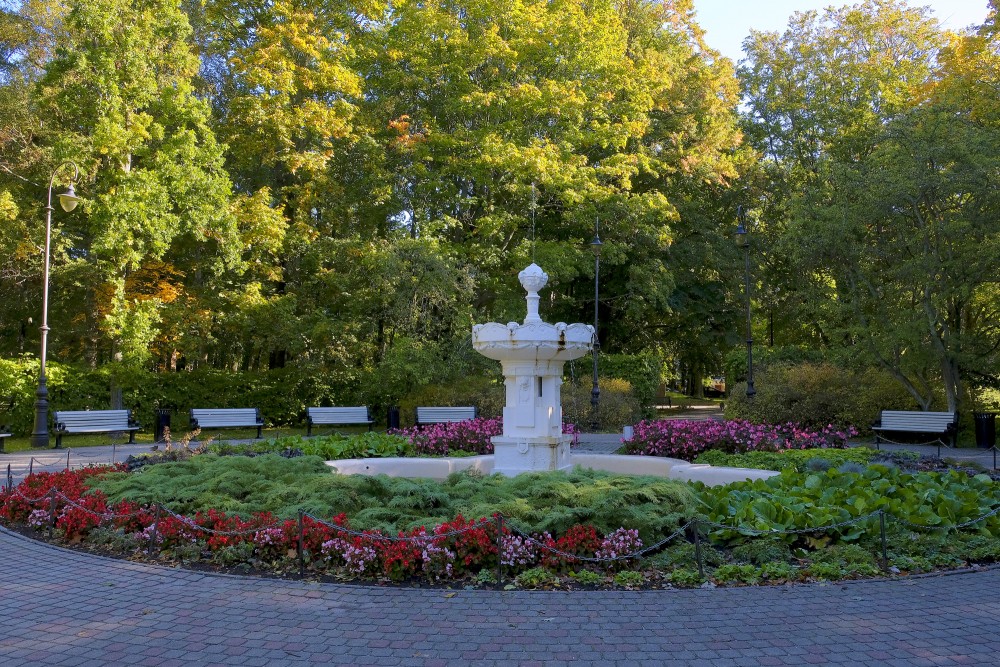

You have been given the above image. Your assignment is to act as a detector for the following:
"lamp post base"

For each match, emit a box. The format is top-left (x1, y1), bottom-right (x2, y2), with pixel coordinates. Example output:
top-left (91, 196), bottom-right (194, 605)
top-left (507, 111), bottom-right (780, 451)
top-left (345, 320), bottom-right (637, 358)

top-left (30, 378), bottom-right (50, 448)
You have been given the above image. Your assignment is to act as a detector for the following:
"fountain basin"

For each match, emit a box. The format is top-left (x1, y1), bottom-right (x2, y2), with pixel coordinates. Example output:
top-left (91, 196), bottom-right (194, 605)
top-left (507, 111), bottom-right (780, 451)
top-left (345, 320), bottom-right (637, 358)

top-left (325, 454), bottom-right (777, 487)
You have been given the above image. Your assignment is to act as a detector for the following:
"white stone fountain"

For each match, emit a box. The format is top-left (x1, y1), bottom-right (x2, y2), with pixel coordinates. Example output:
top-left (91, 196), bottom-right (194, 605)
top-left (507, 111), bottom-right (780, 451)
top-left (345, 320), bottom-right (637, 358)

top-left (324, 263), bottom-right (778, 486)
top-left (471, 263), bottom-right (593, 476)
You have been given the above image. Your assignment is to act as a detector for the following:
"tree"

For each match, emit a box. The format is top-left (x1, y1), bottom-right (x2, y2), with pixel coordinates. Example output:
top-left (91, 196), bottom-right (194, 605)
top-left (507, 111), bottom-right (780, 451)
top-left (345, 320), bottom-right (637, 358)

top-left (30, 0), bottom-right (240, 367)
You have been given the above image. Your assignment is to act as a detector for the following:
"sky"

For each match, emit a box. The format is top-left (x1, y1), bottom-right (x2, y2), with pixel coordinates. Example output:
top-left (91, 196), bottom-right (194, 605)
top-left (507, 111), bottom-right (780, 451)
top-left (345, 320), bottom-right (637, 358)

top-left (693, 0), bottom-right (993, 63)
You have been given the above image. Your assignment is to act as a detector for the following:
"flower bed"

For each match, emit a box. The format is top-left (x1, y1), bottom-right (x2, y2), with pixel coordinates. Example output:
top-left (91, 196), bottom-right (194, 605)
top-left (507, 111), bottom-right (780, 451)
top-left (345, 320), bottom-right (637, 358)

top-left (622, 419), bottom-right (857, 461)
top-left (5, 454), bottom-right (1000, 589)
top-left (392, 417), bottom-right (580, 456)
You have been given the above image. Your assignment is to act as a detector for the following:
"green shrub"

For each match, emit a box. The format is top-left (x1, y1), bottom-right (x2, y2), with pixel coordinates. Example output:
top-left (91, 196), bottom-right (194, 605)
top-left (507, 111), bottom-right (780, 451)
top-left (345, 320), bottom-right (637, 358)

top-left (612, 570), bottom-right (645, 588)
top-left (87, 454), bottom-right (698, 542)
top-left (561, 377), bottom-right (641, 430)
top-left (731, 537), bottom-right (792, 565)
top-left (694, 447), bottom-right (875, 472)
top-left (666, 567), bottom-right (704, 587)
top-left (759, 561), bottom-right (799, 581)
top-left (569, 569), bottom-right (605, 585)
top-left (398, 374), bottom-right (505, 424)
top-left (724, 362), bottom-right (915, 431)
top-left (712, 564), bottom-right (760, 585)
top-left (515, 567), bottom-right (558, 589)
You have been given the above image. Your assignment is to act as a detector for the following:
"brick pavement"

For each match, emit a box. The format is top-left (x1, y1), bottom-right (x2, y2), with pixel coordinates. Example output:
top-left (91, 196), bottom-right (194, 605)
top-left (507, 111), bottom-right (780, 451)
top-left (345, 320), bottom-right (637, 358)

top-left (2, 526), bottom-right (1000, 666)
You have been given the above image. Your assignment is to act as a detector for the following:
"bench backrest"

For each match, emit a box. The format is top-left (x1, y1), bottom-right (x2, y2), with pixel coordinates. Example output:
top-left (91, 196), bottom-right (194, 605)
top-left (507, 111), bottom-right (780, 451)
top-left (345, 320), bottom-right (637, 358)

top-left (416, 406), bottom-right (477, 424)
top-left (879, 410), bottom-right (957, 433)
top-left (190, 408), bottom-right (261, 428)
top-left (54, 409), bottom-right (132, 433)
top-left (307, 407), bottom-right (371, 424)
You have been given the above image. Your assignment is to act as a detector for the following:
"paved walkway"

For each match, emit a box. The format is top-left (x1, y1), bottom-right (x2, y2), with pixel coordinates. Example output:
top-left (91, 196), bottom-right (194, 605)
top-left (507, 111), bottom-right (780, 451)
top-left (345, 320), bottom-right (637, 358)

top-left (2, 526), bottom-right (999, 666)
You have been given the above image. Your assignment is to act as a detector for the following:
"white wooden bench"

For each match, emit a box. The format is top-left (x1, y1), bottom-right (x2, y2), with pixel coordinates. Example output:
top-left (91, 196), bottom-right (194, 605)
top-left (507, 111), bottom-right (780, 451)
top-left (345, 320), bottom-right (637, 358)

top-left (415, 406), bottom-right (478, 426)
top-left (190, 408), bottom-right (263, 438)
top-left (53, 409), bottom-right (140, 449)
top-left (305, 406), bottom-right (373, 436)
top-left (872, 410), bottom-right (958, 452)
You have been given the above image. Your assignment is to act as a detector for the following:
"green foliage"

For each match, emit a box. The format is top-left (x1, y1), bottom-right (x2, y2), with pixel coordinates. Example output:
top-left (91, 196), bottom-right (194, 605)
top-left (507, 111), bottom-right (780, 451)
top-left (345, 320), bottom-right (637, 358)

top-left (731, 537), bottom-right (792, 565)
top-left (514, 567), bottom-right (558, 589)
top-left (724, 362), bottom-right (916, 431)
top-left (569, 569), bottom-right (604, 586)
top-left (758, 561), bottom-right (799, 582)
top-left (398, 374), bottom-right (505, 423)
top-left (693, 447), bottom-right (876, 473)
top-left (698, 465), bottom-right (1000, 547)
top-left (561, 377), bottom-right (641, 431)
top-left (711, 564), bottom-right (760, 585)
top-left (211, 432), bottom-right (414, 460)
top-left (611, 570), bottom-right (645, 588)
top-left (87, 454), bottom-right (697, 542)
top-left (665, 568), bottom-right (704, 587)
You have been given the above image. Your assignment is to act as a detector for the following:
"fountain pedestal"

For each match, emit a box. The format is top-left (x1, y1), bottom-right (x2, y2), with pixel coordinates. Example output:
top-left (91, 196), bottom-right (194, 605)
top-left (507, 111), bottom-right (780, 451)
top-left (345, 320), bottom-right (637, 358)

top-left (472, 264), bottom-right (593, 476)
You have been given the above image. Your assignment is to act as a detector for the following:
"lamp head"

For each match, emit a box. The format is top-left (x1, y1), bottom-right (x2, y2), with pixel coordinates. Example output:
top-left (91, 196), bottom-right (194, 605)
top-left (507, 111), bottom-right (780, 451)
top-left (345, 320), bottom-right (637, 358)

top-left (590, 234), bottom-right (603, 257)
top-left (58, 183), bottom-right (80, 213)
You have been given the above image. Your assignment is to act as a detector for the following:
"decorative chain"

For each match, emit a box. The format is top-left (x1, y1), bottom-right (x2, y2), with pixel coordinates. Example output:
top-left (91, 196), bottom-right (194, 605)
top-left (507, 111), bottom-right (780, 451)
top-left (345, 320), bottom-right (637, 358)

top-left (699, 509), bottom-right (884, 536)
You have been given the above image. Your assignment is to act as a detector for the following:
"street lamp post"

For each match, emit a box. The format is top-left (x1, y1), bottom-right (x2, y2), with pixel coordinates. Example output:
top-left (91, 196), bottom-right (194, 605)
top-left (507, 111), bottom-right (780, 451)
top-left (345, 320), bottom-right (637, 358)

top-left (590, 218), bottom-right (603, 430)
top-left (30, 162), bottom-right (81, 448)
top-left (736, 206), bottom-right (756, 398)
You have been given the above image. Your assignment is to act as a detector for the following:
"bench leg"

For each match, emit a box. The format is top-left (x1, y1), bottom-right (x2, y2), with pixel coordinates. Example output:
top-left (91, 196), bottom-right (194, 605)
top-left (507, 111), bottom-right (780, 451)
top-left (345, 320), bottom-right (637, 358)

top-left (256, 425), bottom-right (262, 439)
top-left (368, 423), bottom-right (372, 432)
top-left (128, 431), bottom-right (136, 444)
top-left (307, 421), bottom-right (312, 437)
top-left (55, 434), bottom-right (62, 449)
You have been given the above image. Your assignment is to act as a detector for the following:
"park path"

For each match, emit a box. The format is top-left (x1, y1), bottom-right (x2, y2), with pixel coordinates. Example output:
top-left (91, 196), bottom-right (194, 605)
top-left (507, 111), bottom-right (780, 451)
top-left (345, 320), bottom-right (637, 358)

top-left (2, 525), bottom-right (1000, 666)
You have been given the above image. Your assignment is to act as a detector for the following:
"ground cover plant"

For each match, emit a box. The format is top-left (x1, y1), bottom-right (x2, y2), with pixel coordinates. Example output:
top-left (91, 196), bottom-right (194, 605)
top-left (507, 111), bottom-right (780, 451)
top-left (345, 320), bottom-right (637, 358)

top-left (694, 447), bottom-right (880, 472)
top-left (622, 419), bottom-right (857, 461)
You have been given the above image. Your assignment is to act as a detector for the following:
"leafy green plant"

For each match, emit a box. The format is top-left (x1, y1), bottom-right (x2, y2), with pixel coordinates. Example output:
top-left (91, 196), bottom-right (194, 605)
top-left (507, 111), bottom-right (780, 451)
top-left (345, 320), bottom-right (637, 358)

top-left (807, 562), bottom-right (848, 579)
top-left (515, 567), bottom-right (558, 589)
top-left (666, 567), bottom-right (704, 587)
top-left (697, 465), bottom-right (1000, 547)
top-left (569, 569), bottom-right (604, 586)
top-left (694, 447), bottom-right (875, 472)
top-left (731, 537), bottom-right (792, 565)
top-left (87, 454), bottom-right (697, 541)
top-left (712, 564), bottom-right (760, 585)
top-left (612, 570), bottom-right (645, 589)
top-left (759, 561), bottom-right (799, 582)
top-left (212, 542), bottom-right (256, 568)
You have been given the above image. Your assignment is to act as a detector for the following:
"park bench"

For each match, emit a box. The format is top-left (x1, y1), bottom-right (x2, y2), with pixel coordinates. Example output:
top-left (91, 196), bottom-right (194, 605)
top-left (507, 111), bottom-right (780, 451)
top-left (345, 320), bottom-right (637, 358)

top-left (305, 406), bottom-right (373, 436)
top-left (53, 409), bottom-right (140, 449)
top-left (0, 430), bottom-right (10, 453)
top-left (190, 408), bottom-right (263, 439)
top-left (872, 410), bottom-right (958, 454)
top-left (415, 406), bottom-right (478, 426)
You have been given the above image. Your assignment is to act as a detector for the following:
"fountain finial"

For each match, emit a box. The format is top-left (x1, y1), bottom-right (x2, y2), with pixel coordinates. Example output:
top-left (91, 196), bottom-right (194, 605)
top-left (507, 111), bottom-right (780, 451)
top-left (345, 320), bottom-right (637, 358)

top-left (518, 263), bottom-right (548, 324)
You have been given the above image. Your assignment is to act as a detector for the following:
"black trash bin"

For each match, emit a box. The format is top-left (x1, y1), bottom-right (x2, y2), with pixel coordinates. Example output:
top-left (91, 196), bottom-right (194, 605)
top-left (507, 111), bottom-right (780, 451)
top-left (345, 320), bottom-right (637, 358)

top-left (973, 412), bottom-right (996, 449)
top-left (387, 406), bottom-right (400, 431)
top-left (154, 408), bottom-right (172, 443)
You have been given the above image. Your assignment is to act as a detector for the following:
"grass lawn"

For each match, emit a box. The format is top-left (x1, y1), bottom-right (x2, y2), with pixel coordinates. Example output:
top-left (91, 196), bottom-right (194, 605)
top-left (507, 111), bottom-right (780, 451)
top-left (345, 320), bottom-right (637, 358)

top-left (0, 422), bottom-right (381, 452)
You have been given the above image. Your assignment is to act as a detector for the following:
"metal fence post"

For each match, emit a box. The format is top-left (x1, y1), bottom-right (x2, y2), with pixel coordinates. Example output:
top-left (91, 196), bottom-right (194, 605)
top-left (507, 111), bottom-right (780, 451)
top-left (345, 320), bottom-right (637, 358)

top-left (495, 514), bottom-right (504, 590)
top-left (148, 505), bottom-right (161, 556)
top-left (6, 463), bottom-right (11, 492)
top-left (297, 511), bottom-right (305, 577)
top-left (65, 449), bottom-right (71, 471)
top-left (29, 458), bottom-right (34, 476)
top-left (48, 488), bottom-right (57, 539)
top-left (879, 510), bottom-right (888, 571)
top-left (693, 518), bottom-right (704, 578)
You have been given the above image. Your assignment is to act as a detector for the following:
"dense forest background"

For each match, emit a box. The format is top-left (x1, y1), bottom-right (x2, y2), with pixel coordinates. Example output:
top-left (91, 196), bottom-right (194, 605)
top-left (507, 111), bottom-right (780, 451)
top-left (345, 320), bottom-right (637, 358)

top-left (1, 0), bottom-right (998, 428)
